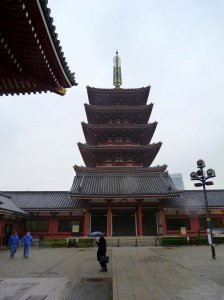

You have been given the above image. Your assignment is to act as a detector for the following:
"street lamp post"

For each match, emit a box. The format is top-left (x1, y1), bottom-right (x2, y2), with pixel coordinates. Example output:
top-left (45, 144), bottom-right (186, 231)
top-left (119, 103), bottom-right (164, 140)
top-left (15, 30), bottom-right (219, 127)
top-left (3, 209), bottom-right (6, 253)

top-left (190, 159), bottom-right (216, 259)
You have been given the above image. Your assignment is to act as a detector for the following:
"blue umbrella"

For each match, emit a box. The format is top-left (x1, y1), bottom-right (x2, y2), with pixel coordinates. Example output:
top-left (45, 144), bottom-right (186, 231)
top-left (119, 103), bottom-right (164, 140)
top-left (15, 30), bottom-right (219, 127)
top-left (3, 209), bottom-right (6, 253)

top-left (89, 231), bottom-right (104, 237)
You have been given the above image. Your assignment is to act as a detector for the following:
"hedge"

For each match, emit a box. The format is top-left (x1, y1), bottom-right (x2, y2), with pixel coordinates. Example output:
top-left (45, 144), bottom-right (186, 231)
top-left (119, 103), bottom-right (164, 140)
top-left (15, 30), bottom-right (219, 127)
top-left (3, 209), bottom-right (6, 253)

top-left (42, 239), bottom-right (68, 247)
top-left (161, 236), bottom-right (224, 246)
top-left (160, 237), bottom-right (189, 246)
top-left (189, 237), bottom-right (208, 245)
top-left (39, 238), bottom-right (95, 248)
top-left (213, 237), bottom-right (224, 244)
top-left (67, 237), bottom-right (95, 248)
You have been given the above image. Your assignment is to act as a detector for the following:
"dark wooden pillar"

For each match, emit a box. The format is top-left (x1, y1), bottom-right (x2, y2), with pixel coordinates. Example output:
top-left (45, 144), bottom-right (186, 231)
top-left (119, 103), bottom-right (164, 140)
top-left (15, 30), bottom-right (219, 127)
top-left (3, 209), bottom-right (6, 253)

top-left (84, 206), bottom-right (90, 236)
top-left (161, 208), bottom-right (167, 236)
top-left (137, 201), bottom-right (143, 236)
top-left (0, 223), bottom-right (3, 247)
top-left (107, 200), bottom-right (112, 237)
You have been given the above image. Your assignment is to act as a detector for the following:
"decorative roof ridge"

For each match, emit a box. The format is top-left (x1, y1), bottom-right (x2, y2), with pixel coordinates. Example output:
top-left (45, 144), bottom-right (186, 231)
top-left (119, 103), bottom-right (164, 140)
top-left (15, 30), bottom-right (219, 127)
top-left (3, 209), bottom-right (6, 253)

top-left (182, 189), bottom-right (224, 192)
top-left (84, 103), bottom-right (153, 110)
top-left (2, 191), bottom-right (68, 194)
top-left (74, 165), bottom-right (167, 173)
top-left (73, 171), bottom-right (170, 177)
top-left (78, 142), bottom-right (162, 148)
top-left (86, 85), bottom-right (150, 92)
top-left (0, 192), bottom-right (11, 199)
top-left (73, 164), bottom-right (167, 173)
top-left (38, 0), bottom-right (77, 86)
top-left (81, 122), bottom-right (157, 128)
top-left (159, 173), bottom-right (180, 192)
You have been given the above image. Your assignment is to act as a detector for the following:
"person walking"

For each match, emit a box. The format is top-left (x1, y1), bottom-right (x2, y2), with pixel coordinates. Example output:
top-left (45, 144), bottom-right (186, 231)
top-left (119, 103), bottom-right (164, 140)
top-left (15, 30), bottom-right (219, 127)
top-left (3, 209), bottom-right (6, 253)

top-left (21, 232), bottom-right (33, 258)
top-left (96, 234), bottom-right (107, 272)
top-left (9, 232), bottom-right (19, 258)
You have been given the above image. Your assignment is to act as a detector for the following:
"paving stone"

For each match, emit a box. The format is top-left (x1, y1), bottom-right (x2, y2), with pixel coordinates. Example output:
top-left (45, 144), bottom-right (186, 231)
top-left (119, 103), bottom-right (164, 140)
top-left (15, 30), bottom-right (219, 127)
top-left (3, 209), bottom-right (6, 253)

top-left (64, 277), bottom-right (112, 300)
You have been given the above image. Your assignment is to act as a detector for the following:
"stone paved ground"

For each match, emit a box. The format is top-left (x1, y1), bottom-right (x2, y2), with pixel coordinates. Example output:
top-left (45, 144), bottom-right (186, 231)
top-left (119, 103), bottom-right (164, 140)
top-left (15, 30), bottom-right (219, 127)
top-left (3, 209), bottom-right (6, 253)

top-left (0, 247), bottom-right (112, 300)
top-left (1, 245), bottom-right (224, 299)
top-left (112, 245), bottom-right (224, 300)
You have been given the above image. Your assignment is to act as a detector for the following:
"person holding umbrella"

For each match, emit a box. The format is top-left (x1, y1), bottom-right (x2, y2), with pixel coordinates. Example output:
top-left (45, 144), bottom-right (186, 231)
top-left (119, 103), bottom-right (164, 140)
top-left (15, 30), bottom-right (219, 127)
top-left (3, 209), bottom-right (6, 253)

top-left (96, 233), bottom-right (107, 272)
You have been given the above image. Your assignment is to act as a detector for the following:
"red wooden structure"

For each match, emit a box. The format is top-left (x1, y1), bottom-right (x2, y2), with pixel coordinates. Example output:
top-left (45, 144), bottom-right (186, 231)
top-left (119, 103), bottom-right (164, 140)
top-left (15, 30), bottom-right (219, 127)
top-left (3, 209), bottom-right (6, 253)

top-left (0, 0), bottom-right (77, 96)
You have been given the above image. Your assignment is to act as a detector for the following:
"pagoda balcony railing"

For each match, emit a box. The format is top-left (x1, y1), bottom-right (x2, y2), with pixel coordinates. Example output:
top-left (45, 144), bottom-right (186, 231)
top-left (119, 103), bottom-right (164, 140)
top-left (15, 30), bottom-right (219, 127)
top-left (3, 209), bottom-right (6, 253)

top-left (100, 141), bottom-right (136, 145)
top-left (97, 162), bottom-right (142, 167)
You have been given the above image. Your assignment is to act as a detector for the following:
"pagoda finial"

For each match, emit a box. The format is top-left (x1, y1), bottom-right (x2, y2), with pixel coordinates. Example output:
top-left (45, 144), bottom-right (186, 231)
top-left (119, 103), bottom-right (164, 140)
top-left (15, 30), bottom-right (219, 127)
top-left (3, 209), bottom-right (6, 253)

top-left (113, 50), bottom-right (122, 88)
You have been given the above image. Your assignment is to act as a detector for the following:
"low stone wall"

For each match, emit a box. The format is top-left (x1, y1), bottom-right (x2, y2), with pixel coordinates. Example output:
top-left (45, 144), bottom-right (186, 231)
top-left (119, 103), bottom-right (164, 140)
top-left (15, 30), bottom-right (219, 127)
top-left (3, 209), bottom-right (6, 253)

top-left (106, 236), bottom-right (158, 247)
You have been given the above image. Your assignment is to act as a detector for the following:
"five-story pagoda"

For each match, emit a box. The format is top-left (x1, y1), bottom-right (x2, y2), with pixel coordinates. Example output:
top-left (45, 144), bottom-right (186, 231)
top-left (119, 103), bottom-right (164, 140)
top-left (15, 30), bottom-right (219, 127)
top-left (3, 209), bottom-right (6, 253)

top-left (69, 52), bottom-right (180, 237)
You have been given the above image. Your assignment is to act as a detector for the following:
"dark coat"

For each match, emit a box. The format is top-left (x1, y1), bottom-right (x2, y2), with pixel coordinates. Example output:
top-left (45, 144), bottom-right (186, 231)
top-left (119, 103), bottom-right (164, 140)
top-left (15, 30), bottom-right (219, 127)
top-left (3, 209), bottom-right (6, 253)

top-left (97, 236), bottom-right (106, 259)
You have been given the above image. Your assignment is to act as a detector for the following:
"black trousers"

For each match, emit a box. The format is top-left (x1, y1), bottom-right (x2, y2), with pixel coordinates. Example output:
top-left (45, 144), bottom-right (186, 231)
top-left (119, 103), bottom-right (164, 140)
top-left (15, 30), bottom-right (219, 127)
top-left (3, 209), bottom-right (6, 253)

top-left (97, 256), bottom-right (107, 270)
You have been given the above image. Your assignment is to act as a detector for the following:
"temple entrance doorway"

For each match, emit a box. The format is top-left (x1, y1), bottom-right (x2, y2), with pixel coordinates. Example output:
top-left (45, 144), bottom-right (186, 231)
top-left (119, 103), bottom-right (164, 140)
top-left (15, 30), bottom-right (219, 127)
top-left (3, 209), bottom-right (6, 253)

top-left (91, 212), bottom-right (107, 236)
top-left (112, 212), bottom-right (136, 236)
top-left (3, 224), bottom-right (12, 245)
top-left (142, 211), bottom-right (157, 236)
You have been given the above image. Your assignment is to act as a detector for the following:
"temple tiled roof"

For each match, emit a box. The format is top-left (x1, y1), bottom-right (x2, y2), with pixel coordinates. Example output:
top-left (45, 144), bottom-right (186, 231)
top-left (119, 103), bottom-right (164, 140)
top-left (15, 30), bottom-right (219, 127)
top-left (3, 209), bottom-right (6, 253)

top-left (87, 86), bottom-right (150, 106)
top-left (0, 192), bottom-right (28, 216)
top-left (82, 122), bottom-right (157, 145)
top-left (3, 189), bottom-right (224, 211)
top-left (87, 86), bottom-right (150, 93)
top-left (0, 0), bottom-right (77, 96)
top-left (69, 172), bottom-right (180, 199)
top-left (164, 190), bottom-right (224, 208)
top-left (78, 142), bottom-right (162, 168)
top-left (2, 191), bottom-right (85, 211)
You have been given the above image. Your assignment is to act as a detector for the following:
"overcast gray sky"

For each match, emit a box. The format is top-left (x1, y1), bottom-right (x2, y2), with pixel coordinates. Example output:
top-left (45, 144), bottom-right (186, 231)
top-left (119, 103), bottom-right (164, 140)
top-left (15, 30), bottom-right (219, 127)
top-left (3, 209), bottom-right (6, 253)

top-left (1, 0), bottom-right (224, 191)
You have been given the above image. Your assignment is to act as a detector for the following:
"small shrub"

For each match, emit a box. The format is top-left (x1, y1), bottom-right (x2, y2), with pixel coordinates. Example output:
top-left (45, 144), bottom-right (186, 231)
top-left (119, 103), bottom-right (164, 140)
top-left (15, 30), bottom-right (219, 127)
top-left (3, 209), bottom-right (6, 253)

top-left (189, 237), bottom-right (208, 245)
top-left (40, 239), bottom-right (52, 247)
top-left (67, 238), bottom-right (77, 247)
top-left (67, 237), bottom-right (94, 247)
top-left (40, 239), bottom-right (68, 247)
top-left (213, 237), bottom-right (224, 244)
top-left (161, 237), bottom-right (188, 246)
top-left (77, 238), bottom-right (94, 248)
top-left (50, 239), bottom-right (68, 248)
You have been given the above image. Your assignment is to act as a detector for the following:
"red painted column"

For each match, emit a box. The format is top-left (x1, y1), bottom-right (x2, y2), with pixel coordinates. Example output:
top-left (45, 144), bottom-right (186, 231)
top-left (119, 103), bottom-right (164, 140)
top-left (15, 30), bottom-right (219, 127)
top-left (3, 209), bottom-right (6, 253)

top-left (190, 218), bottom-right (196, 236)
top-left (107, 201), bottom-right (112, 237)
top-left (137, 202), bottom-right (143, 236)
top-left (161, 208), bottom-right (167, 236)
top-left (84, 207), bottom-right (90, 236)
top-left (49, 218), bottom-right (58, 238)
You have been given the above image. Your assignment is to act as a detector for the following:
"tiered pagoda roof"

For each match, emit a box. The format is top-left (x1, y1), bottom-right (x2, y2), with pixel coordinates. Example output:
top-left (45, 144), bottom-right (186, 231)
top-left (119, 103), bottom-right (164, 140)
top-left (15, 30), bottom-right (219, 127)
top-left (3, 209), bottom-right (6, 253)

top-left (85, 103), bottom-right (153, 124)
top-left (81, 122), bottom-right (157, 145)
top-left (0, 0), bottom-right (77, 96)
top-left (87, 86), bottom-right (150, 105)
top-left (78, 142), bottom-right (162, 168)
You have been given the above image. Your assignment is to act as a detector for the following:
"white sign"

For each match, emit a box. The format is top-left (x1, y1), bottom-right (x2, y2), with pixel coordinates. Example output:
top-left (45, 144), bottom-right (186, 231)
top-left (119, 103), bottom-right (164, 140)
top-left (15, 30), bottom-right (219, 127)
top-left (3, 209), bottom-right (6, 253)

top-left (72, 225), bottom-right (79, 233)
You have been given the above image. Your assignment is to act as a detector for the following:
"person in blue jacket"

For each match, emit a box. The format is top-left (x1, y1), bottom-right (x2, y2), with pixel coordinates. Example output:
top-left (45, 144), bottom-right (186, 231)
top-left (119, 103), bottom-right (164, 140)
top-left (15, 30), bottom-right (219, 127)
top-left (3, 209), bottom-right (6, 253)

top-left (21, 231), bottom-right (33, 258)
top-left (9, 232), bottom-right (19, 258)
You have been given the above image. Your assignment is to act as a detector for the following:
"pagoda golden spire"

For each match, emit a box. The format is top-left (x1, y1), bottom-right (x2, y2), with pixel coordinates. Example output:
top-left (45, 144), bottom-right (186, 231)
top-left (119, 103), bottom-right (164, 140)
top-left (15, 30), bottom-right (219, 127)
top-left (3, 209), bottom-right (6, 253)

top-left (113, 50), bottom-right (122, 88)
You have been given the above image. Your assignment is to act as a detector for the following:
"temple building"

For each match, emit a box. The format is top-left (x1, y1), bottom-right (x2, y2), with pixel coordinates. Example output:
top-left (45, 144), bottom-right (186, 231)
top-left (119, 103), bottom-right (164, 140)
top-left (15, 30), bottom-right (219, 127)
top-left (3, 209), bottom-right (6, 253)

top-left (69, 51), bottom-right (181, 237)
top-left (1, 52), bottom-right (224, 245)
